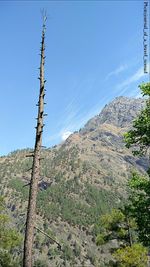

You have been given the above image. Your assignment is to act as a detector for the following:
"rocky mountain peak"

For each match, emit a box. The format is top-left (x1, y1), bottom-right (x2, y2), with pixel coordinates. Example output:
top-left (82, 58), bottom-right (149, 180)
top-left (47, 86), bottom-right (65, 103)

top-left (81, 96), bottom-right (145, 134)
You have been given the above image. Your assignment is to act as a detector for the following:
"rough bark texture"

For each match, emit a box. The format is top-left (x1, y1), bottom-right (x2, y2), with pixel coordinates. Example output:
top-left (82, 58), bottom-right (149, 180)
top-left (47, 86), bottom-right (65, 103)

top-left (23, 17), bottom-right (46, 267)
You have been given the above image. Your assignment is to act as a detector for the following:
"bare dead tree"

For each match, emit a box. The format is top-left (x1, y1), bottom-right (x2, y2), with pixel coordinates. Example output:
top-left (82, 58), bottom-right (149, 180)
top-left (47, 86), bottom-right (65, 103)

top-left (23, 14), bottom-right (47, 267)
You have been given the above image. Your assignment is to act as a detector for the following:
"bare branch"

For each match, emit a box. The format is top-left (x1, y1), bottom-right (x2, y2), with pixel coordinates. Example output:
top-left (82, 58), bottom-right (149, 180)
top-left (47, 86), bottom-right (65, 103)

top-left (34, 226), bottom-right (62, 250)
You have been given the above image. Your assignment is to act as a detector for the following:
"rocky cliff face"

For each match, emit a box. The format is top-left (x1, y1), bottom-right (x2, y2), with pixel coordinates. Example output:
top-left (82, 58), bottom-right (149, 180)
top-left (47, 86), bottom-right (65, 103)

top-left (0, 96), bottom-right (148, 267)
top-left (81, 96), bottom-right (145, 133)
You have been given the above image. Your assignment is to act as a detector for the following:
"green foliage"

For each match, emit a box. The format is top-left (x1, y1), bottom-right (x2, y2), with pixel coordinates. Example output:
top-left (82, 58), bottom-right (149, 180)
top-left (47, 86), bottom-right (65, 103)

top-left (0, 250), bottom-right (20, 267)
top-left (124, 82), bottom-right (150, 157)
top-left (96, 233), bottom-right (106, 245)
top-left (100, 209), bottom-right (125, 229)
top-left (140, 82), bottom-right (150, 96)
top-left (62, 244), bottom-right (74, 261)
top-left (124, 82), bottom-right (150, 247)
top-left (0, 227), bottom-right (21, 250)
top-left (8, 174), bottom-right (120, 229)
top-left (0, 198), bottom-right (22, 267)
top-left (37, 181), bottom-right (119, 226)
top-left (95, 208), bottom-right (148, 267)
top-left (96, 209), bottom-right (137, 247)
top-left (128, 171), bottom-right (149, 190)
top-left (84, 184), bottom-right (118, 213)
top-left (127, 172), bottom-right (150, 247)
top-left (113, 243), bottom-right (148, 267)
top-left (9, 178), bottom-right (29, 199)
top-left (6, 169), bottom-right (120, 258)
top-left (34, 259), bottom-right (49, 267)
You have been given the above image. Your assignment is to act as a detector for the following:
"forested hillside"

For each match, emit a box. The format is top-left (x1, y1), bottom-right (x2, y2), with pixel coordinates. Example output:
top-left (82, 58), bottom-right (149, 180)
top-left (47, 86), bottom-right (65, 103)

top-left (0, 95), bottom-right (148, 266)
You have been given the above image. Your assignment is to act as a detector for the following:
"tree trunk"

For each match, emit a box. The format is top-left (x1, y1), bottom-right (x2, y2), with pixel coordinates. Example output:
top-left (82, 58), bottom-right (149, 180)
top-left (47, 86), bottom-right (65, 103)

top-left (23, 16), bottom-right (46, 267)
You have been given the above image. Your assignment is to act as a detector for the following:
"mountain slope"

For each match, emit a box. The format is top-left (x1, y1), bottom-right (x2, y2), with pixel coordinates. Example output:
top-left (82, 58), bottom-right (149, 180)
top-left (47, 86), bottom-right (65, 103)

top-left (0, 96), bottom-right (148, 266)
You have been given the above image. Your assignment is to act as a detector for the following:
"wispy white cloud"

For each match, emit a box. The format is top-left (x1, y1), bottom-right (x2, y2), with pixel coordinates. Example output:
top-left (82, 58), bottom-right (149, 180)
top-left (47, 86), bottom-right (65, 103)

top-left (61, 94), bottom-right (111, 132)
top-left (54, 77), bottom-right (90, 130)
top-left (61, 131), bottom-right (72, 141)
top-left (106, 64), bottom-right (127, 80)
top-left (45, 92), bottom-right (111, 147)
top-left (115, 66), bottom-right (146, 95)
top-left (119, 67), bottom-right (144, 87)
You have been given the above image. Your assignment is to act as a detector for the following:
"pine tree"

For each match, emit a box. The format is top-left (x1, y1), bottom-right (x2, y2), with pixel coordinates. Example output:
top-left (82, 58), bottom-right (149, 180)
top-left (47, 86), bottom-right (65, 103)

top-left (124, 82), bottom-right (150, 246)
top-left (23, 14), bottom-right (47, 267)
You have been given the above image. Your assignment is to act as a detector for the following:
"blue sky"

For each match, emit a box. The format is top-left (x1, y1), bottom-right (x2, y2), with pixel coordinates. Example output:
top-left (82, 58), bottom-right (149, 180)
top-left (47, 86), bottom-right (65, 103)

top-left (0, 0), bottom-right (149, 156)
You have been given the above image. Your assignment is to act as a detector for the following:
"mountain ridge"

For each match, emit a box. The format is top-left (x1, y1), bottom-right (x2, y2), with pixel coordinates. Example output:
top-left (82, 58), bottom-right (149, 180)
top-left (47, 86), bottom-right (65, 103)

top-left (80, 96), bottom-right (145, 134)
